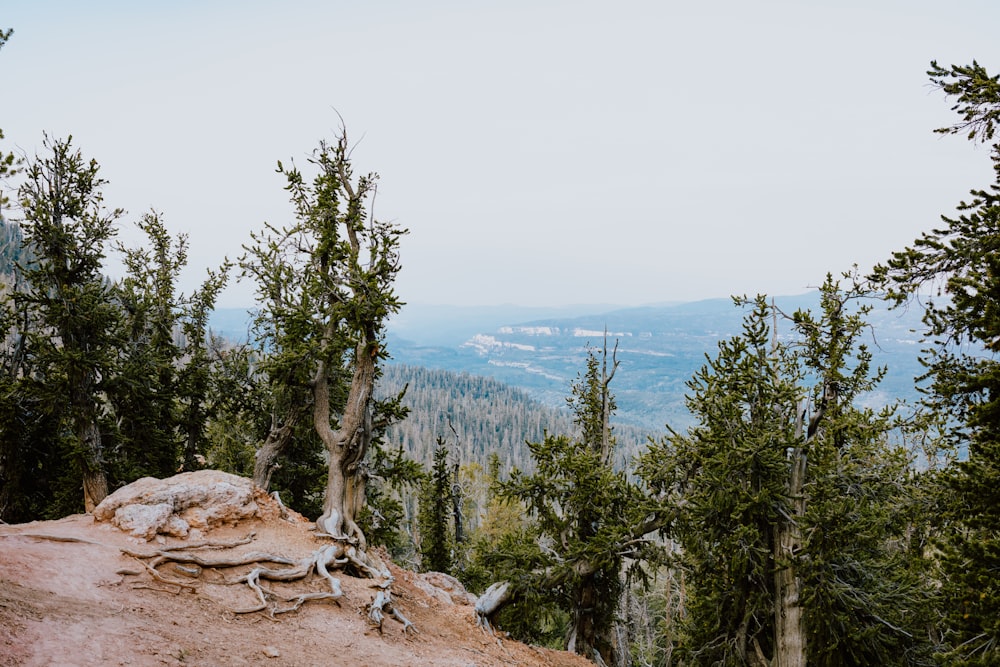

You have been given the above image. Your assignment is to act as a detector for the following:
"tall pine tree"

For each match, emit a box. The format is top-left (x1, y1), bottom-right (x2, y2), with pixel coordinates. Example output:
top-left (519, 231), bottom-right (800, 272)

top-left (640, 278), bottom-right (931, 666)
top-left (16, 135), bottom-right (123, 512)
top-left (477, 340), bottom-right (662, 666)
top-left (871, 60), bottom-right (1000, 666)
top-left (418, 436), bottom-right (455, 573)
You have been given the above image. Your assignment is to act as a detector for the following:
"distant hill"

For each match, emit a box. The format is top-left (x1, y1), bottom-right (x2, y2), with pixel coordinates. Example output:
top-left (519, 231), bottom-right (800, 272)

top-left (212, 295), bottom-right (930, 431)
top-left (375, 365), bottom-right (655, 473)
top-left (378, 294), bottom-right (929, 429)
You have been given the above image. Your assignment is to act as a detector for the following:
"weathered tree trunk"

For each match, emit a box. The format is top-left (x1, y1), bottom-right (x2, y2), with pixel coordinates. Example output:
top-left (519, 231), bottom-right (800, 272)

top-left (79, 418), bottom-right (108, 513)
top-left (452, 461), bottom-right (464, 546)
top-left (182, 403), bottom-right (203, 472)
top-left (253, 408), bottom-right (303, 491)
top-left (567, 574), bottom-right (618, 666)
top-left (769, 309), bottom-right (808, 667)
top-left (774, 443), bottom-right (807, 667)
top-left (475, 581), bottom-right (513, 632)
top-left (314, 336), bottom-right (376, 548)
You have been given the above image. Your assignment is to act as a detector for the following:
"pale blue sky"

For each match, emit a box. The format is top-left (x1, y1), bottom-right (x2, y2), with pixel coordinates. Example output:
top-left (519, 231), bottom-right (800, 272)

top-left (3, 1), bottom-right (999, 307)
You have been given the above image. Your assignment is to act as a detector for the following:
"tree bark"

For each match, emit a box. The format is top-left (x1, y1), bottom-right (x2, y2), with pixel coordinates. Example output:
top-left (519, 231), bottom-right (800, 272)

top-left (567, 574), bottom-right (619, 666)
top-left (774, 443), bottom-right (807, 667)
top-left (314, 336), bottom-right (376, 548)
top-left (79, 418), bottom-right (108, 513)
top-left (253, 408), bottom-right (303, 491)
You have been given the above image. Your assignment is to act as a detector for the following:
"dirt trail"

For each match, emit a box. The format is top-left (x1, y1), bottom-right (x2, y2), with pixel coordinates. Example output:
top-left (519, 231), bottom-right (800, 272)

top-left (0, 514), bottom-right (589, 667)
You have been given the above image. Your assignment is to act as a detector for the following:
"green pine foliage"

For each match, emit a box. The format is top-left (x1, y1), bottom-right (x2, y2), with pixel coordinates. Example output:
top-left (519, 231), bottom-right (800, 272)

top-left (872, 60), bottom-right (1000, 666)
top-left (107, 212), bottom-right (188, 482)
top-left (0, 137), bottom-right (231, 521)
top-left (641, 279), bottom-right (932, 666)
top-left (357, 439), bottom-right (424, 560)
top-left (487, 343), bottom-right (656, 665)
top-left (418, 436), bottom-right (456, 573)
top-left (15, 134), bottom-right (124, 513)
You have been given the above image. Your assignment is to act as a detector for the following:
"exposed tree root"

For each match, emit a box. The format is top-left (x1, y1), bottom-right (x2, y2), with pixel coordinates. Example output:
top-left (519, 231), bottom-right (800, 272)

top-left (0, 533), bottom-right (109, 546)
top-left (120, 532), bottom-right (415, 632)
top-left (368, 587), bottom-right (417, 635)
top-left (474, 581), bottom-right (513, 633)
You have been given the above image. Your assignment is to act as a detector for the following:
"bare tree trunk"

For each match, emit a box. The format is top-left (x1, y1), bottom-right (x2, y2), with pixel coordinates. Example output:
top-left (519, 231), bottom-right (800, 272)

top-left (313, 336), bottom-right (376, 548)
top-left (774, 442), bottom-right (806, 667)
top-left (253, 408), bottom-right (303, 491)
top-left (451, 461), bottom-right (464, 546)
top-left (475, 581), bottom-right (513, 632)
top-left (79, 418), bottom-right (107, 513)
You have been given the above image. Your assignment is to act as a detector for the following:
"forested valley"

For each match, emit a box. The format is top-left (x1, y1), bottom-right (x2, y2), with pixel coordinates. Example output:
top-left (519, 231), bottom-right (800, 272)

top-left (4, 20), bottom-right (1000, 664)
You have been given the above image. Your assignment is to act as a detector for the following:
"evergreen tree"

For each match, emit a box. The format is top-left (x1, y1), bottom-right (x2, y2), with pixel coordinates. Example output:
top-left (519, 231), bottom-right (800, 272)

top-left (640, 279), bottom-right (931, 666)
top-left (108, 212), bottom-right (186, 482)
top-left (108, 212), bottom-right (230, 482)
top-left (871, 60), bottom-right (1000, 666)
top-left (418, 436), bottom-right (455, 573)
top-left (479, 341), bottom-right (661, 666)
top-left (174, 260), bottom-right (230, 471)
top-left (15, 135), bottom-right (123, 512)
top-left (240, 127), bottom-right (408, 546)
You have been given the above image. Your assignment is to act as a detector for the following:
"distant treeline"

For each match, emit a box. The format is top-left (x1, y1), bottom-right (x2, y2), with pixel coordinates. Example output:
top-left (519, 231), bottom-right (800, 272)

top-left (377, 364), bottom-right (657, 473)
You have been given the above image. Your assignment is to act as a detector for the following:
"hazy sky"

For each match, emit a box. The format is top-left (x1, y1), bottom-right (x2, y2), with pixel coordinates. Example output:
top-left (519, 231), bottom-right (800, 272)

top-left (3, 1), bottom-right (1000, 308)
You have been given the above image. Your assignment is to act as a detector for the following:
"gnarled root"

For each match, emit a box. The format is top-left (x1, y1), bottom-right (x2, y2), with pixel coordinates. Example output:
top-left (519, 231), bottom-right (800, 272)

top-left (121, 533), bottom-right (415, 632)
top-left (368, 587), bottom-right (417, 635)
top-left (474, 581), bottom-right (513, 633)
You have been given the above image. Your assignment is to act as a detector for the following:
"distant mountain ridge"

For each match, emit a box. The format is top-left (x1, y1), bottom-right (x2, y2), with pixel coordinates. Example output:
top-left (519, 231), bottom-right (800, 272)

top-left (382, 294), bottom-right (929, 429)
top-left (210, 293), bottom-right (929, 430)
top-left (212, 292), bottom-right (922, 430)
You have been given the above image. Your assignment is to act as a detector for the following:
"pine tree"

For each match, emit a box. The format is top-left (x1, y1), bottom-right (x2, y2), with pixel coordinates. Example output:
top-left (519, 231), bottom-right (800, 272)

top-left (15, 135), bottom-right (123, 512)
top-left (240, 128), bottom-right (408, 546)
top-left (478, 341), bottom-right (661, 666)
top-left (871, 60), bottom-right (1000, 666)
top-left (108, 212), bottom-right (186, 482)
top-left (640, 278), bottom-right (931, 666)
top-left (418, 436), bottom-right (455, 573)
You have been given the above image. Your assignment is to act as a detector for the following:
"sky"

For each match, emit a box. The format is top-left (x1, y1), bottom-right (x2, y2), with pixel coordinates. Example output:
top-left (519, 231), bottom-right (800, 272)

top-left (3, 1), bottom-right (1000, 308)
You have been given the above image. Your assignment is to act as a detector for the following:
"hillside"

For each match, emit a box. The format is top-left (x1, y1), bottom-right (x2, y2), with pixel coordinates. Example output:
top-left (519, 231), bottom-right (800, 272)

top-left (210, 294), bottom-right (929, 433)
top-left (381, 294), bottom-right (929, 429)
top-left (376, 365), bottom-right (656, 473)
top-left (0, 507), bottom-right (589, 667)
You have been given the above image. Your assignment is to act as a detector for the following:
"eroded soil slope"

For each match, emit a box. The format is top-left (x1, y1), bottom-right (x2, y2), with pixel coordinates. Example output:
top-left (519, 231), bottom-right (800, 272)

top-left (0, 514), bottom-right (589, 667)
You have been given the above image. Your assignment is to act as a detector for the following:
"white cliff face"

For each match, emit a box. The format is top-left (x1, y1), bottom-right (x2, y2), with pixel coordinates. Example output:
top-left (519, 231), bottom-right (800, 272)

top-left (462, 334), bottom-right (536, 354)
top-left (498, 326), bottom-right (560, 336)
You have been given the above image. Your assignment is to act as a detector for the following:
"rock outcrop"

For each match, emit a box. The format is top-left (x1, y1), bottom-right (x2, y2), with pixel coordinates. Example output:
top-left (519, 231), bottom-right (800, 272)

top-left (414, 571), bottom-right (478, 606)
top-left (93, 470), bottom-right (300, 540)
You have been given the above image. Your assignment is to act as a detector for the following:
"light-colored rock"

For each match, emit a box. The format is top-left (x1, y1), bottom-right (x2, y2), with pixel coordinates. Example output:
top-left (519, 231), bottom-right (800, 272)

top-left (163, 514), bottom-right (190, 538)
top-left (412, 577), bottom-right (452, 605)
top-left (262, 646), bottom-right (280, 658)
top-left (417, 571), bottom-right (479, 606)
top-left (93, 470), bottom-right (288, 540)
top-left (112, 503), bottom-right (173, 540)
top-left (180, 507), bottom-right (208, 529)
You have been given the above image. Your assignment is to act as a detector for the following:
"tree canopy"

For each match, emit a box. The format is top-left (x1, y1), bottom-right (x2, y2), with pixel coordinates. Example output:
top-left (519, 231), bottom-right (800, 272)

top-left (872, 60), bottom-right (1000, 667)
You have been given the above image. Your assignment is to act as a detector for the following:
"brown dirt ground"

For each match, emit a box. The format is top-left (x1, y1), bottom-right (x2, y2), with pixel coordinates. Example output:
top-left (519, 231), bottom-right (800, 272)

top-left (0, 514), bottom-right (591, 667)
